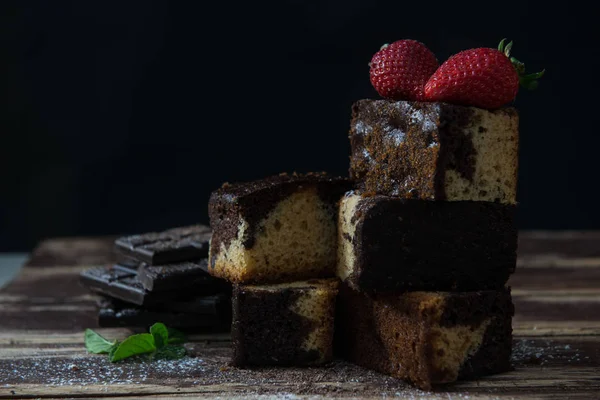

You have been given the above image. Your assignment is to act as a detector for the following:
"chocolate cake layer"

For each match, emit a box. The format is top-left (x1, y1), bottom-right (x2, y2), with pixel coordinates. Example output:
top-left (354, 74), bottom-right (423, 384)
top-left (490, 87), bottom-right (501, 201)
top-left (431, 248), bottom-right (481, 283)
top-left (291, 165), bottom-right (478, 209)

top-left (115, 225), bottom-right (212, 265)
top-left (338, 192), bottom-right (517, 293)
top-left (349, 100), bottom-right (519, 204)
top-left (335, 284), bottom-right (514, 390)
top-left (97, 295), bottom-right (231, 331)
top-left (137, 259), bottom-right (229, 292)
top-left (231, 279), bottom-right (338, 367)
top-left (209, 172), bottom-right (352, 283)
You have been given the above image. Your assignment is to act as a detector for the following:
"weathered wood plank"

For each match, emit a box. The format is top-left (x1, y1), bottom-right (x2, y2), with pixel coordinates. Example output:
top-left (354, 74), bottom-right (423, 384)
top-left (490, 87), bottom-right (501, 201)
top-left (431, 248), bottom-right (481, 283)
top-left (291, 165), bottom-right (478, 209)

top-left (1, 234), bottom-right (599, 398)
top-left (509, 266), bottom-right (600, 288)
top-left (0, 336), bottom-right (598, 399)
top-left (21, 232), bottom-right (600, 269)
top-left (1, 393), bottom-right (596, 400)
top-left (0, 339), bottom-right (598, 397)
top-left (3, 379), bottom-right (599, 400)
top-left (24, 237), bottom-right (117, 267)
top-left (517, 256), bottom-right (600, 268)
top-left (2, 237), bottom-right (600, 332)
top-left (1, 275), bottom-right (599, 332)
top-left (517, 231), bottom-right (600, 258)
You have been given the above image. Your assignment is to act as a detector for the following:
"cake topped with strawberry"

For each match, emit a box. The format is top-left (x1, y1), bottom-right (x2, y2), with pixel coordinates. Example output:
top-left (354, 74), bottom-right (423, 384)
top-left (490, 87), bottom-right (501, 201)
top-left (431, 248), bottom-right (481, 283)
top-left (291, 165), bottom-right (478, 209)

top-left (350, 38), bottom-right (543, 203)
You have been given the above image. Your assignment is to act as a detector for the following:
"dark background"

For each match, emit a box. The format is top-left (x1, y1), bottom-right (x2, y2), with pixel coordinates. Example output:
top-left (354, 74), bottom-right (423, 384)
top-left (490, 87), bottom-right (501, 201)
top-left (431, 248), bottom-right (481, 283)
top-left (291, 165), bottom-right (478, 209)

top-left (1, 1), bottom-right (598, 252)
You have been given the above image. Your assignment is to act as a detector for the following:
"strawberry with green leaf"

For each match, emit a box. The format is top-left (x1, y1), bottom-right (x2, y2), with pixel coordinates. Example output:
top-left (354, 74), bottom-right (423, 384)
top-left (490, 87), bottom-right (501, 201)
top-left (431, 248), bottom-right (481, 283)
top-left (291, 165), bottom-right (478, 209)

top-left (424, 39), bottom-right (544, 109)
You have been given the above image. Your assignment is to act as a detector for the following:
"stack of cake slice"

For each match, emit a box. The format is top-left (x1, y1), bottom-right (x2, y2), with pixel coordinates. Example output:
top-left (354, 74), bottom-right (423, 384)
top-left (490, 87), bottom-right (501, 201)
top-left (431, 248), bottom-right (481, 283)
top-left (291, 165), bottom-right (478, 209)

top-left (79, 225), bottom-right (232, 331)
top-left (208, 172), bottom-right (352, 366)
top-left (335, 100), bottom-right (518, 389)
top-left (205, 101), bottom-right (518, 388)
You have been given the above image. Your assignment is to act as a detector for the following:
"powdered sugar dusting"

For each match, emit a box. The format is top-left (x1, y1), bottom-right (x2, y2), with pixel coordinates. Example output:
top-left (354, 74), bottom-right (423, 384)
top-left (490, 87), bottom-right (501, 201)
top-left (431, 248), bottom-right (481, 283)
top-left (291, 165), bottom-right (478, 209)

top-left (392, 101), bottom-right (414, 114)
top-left (6, 338), bottom-right (583, 397)
top-left (354, 120), bottom-right (373, 135)
top-left (418, 114), bottom-right (437, 133)
top-left (0, 355), bottom-right (204, 386)
top-left (392, 101), bottom-right (438, 135)
top-left (0, 352), bottom-right (480, 398)
top-left (383, 125), bottom-right (405, 146)
top-left (511, 339), bottom-right (588, 366)
top-left (408, 108), bottom-right (437, 134)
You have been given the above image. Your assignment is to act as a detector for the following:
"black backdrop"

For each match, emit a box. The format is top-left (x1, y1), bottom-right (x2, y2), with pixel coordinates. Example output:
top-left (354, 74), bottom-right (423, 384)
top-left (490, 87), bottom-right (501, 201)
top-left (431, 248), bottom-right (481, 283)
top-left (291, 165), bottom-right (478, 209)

top-left (1, 0), bottom-right (599, 251)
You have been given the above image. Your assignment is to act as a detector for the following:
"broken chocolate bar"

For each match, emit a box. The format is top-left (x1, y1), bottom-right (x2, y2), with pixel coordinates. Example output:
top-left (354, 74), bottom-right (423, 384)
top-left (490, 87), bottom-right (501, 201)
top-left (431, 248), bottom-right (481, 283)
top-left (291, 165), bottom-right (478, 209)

top-left (79, 263), bottom-right (229, 306)
top-left (335, 284), bottom-right (514, 390)
top-left (209, 172), bottom-right (352, 284)
top-left (349, 100), bottom-right (519, 204)
top-left (231, 279), bottom-right (338, 367)
top-left (80, 264), bottom-right (150, 306)
top-left (115, 225), bottom-right (211, 265)
top-left (338, 192), bottom-right (517, 293)
top-left (97, 295), bottom-right (231, 331)
top-left (137, 259), bottom-right (229, 292)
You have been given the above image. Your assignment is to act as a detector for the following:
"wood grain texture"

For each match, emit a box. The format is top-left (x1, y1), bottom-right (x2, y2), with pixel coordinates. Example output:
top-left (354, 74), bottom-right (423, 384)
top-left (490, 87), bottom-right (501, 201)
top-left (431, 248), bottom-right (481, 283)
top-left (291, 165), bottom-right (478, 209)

top-left (1, 231), bottom-right (599, 399)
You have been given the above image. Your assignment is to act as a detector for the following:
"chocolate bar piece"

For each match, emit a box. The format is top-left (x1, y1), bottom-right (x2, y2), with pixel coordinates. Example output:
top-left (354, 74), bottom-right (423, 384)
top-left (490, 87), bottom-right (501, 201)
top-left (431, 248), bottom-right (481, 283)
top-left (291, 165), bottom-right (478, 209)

top-left (97, 295), bottom-right (231, 331)
top-left (209, 172), bottom-right (352, 284)
top-left (115, 225), bottom-right (212, 265)
top-left (338, 192), bottom-right (517, 292)
top-left (79, 263), bottom-right (224, 306)
top-left (335, 284), bottom-right (514, 390)
top-left (137, 259), bottom-right (229, 292)
top-left (349, 100), bottom-right (519, 204)
top-left (80, 264), bottom-right (150, 306)
top-left (232, 279), bottom-right (338, 367)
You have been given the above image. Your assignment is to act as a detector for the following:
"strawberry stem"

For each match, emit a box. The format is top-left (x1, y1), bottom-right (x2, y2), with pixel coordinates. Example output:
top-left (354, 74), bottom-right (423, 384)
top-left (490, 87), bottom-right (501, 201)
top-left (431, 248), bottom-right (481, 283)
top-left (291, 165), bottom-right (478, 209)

top-left (498, 38), bottom-right (507, 52)
top-left (504, 41), bottom-right (513, 57)
top-left (519, 70), bottom-right (545, 90)
top-left (498, 39), bottom-right (544, 90)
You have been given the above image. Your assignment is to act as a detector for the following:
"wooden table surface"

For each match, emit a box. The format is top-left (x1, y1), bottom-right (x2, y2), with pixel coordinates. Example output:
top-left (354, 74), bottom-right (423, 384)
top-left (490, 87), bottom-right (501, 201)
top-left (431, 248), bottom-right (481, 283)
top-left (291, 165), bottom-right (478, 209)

top-left (1, 231), bottom-right (599, 399)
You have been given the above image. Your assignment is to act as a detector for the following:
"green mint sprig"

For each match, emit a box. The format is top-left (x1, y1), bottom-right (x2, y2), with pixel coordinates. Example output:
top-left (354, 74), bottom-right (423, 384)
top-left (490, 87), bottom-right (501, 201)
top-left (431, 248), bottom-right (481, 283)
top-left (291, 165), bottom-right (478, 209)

top-left (84, 323), bottom-right (187, 362)
top-left (84, 329), bottom-right (117, 354)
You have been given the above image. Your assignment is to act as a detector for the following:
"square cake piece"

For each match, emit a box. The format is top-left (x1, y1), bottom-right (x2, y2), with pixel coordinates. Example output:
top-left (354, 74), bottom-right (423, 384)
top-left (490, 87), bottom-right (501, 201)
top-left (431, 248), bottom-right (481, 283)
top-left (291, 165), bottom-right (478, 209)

top-left (231, 279), bottom-right (338, 367)
top-left (349, 100), bottom-right (519, 204)
top-left (338, 192), bottom-right (517, 293)
top-left (335, 284), bottom-right (514, 390)
top-left (208, 172), bottom-right (351, 283)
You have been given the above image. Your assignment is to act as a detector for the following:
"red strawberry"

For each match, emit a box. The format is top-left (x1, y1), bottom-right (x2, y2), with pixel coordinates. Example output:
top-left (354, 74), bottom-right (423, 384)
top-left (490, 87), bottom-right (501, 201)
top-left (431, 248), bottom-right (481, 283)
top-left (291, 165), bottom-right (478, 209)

top-left (424, 39), bottom-right (544, 109)
top-left (369, 39), bottom-right (439, 101)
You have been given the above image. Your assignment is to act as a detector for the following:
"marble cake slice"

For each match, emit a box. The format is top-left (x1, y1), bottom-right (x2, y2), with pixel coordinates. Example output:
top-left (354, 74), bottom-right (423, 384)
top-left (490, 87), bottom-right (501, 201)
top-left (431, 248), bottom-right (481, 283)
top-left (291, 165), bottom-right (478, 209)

top-left (338, 192), bottom-right (517, 293)
top-left (232, 279), bottom-right (338, 367)
top-left (208, 172), bottom-right (352, 284)
top-left (349, 100), bottom-right (519, 204)
top-left (335, 284), bottom-right (514, 390)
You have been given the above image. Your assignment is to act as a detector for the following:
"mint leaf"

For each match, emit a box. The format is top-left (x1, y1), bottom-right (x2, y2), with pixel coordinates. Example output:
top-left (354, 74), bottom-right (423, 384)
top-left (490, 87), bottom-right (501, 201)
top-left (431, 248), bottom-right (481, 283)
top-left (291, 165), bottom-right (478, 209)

top-left (155, 345), bottom-right (186, 360)
top-left (109, 333), bottom-right (156, 362)
top-left (150, 323), bottom-right (169, 349)
top-left (108, 340), bottom-right (120, 360)
top-left (84, 322), bottom-right (187, 363)
top-left (167, 327), bottom-right (186, 344)
top-left (85, 329), bottom-right (116, 354)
